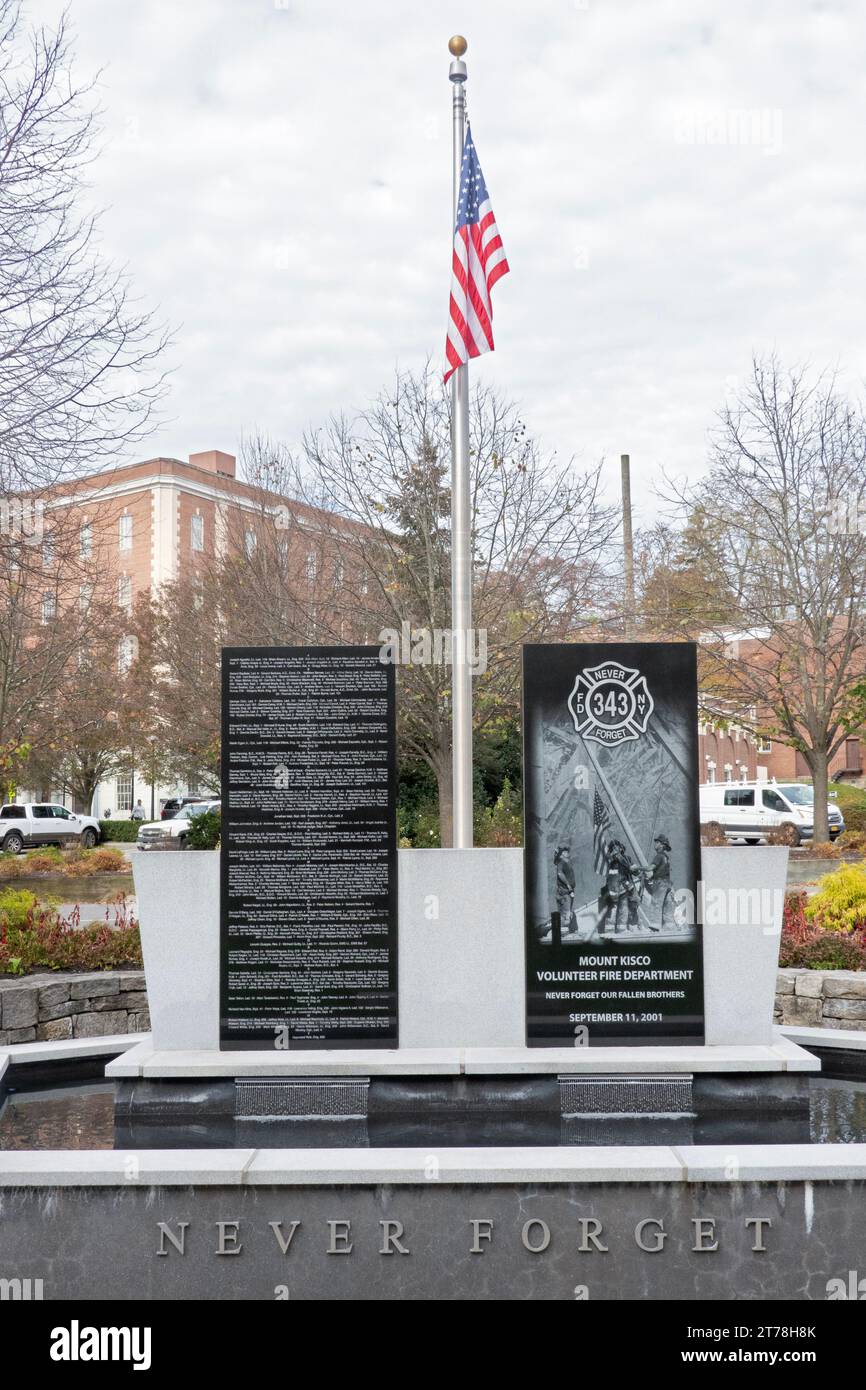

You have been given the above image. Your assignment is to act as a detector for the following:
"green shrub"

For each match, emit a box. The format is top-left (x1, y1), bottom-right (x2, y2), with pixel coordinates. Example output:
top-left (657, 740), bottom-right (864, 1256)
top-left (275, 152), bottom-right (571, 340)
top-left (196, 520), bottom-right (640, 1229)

top-left (805, 863), bottom-right (866, 932)
top-left (0, 887), bottom-right (39, 930)
top-left (185, 808), bottom-right (220, 850)
top-left (411, 800), bottom-right (442, 848)
top-left (831, 785), bottom-right (866, 833)
top-left (98, 819), bottom-right (140, 842)
top-left (475, 777), bottom-right (522, 847)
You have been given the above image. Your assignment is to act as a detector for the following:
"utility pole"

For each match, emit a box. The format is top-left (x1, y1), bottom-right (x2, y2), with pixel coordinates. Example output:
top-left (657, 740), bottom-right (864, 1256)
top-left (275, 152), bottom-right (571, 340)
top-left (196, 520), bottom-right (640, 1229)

top-left (621, 453), bottom-right (635, 639)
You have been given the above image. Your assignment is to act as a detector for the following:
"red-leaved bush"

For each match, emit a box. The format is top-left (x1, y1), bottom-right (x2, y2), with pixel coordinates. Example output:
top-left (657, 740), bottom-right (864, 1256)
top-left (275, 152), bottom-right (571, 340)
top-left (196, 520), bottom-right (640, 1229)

top-left (779, 889), bottom-right (866, 970)
top-left (0, 895), bottom-right (141, 975)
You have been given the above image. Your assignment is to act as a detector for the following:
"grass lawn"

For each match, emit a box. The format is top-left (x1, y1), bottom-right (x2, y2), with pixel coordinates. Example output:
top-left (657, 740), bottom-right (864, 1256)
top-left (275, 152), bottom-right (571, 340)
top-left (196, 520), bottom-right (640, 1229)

top-left (830, 782), bottom-right (866, 830)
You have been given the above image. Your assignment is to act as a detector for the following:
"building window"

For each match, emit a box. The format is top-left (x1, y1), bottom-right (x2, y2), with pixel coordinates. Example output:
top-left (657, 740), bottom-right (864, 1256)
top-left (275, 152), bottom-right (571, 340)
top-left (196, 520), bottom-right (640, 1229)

top-left (191, 513), bottom-right (204, 551)
top-left (115, 772), bottom-right (133, 813)
top-left (41, 591), bottom-right (56, 623)
top-left (723, 763), bottom-right (733, 783)
top-left (42, 533), bottom-right (54, 568)
top-left (244, 529), bottom-right (257, 558)
top-left (756, 736), bottom-right (772, 753)
top-left (333, 557), bottom-right (344, 586)
top-left (80, 522), bottom-right (92, 559)
top-left (79, 583), bottom-right (93, 613)
top-left (118, 574), bottom-right (132, 613)
top-left (119, 513), bottom-right (133, 551)
top-left (117, 635), bottom-right (136, 674)
top-left (305, 550), bottom-right (318, 582)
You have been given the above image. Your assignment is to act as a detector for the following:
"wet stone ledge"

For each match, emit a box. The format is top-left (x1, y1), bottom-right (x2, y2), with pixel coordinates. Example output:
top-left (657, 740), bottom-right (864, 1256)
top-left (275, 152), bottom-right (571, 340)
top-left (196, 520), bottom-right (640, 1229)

top-left (0, 971), bottom-right (149, 1044)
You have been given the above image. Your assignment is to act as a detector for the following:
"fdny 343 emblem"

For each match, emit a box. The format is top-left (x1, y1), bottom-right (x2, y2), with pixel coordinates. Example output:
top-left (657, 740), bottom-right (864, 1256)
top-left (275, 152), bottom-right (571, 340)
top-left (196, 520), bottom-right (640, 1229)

top-left (567, 662), bottom-right (654, 746)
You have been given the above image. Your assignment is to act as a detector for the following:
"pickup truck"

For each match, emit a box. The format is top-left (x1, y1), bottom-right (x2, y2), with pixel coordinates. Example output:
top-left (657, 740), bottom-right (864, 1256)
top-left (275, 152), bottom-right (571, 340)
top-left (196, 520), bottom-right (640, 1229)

top-left (136, 799), bottom-right (220, 851)
top-left (0, 803), bottom-right (102, 854)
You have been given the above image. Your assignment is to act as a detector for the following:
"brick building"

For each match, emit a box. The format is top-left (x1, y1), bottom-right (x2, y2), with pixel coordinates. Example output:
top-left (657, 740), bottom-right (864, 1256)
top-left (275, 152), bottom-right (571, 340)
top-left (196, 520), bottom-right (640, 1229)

top-left (698, 719), bottom-right (863, 786)
top-left (697, 627), bottom-right (865, 786)
top-left (21, 458), bottom-right (866, 814)
top-left (25, 448), bottom-right (358, 818)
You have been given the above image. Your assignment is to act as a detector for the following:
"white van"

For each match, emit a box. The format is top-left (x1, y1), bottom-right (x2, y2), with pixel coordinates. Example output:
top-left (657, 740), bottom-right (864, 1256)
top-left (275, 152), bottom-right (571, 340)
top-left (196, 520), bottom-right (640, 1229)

top-left (699, 780), bottom-right (845, 844)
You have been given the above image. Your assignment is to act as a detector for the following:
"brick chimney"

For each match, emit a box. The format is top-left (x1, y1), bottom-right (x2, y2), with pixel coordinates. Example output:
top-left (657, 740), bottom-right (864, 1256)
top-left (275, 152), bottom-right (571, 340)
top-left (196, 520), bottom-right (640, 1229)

top-left (189, 449), bottom-right (236, 478)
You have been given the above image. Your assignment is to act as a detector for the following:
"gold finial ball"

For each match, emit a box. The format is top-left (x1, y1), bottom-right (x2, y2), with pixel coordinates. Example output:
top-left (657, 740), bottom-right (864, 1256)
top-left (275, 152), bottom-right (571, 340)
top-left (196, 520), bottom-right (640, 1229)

top-left (448, 35), bottom-right (468, 58)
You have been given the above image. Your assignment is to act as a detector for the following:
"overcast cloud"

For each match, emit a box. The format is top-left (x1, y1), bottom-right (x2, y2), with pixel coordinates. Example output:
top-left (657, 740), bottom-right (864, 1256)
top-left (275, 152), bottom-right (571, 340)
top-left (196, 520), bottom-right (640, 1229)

top-left (26, 0), bottom-right (866, 510)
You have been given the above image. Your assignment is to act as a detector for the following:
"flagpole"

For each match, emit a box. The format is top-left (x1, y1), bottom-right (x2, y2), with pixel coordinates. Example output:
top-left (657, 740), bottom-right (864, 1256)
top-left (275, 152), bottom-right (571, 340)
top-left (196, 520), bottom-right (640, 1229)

top-left (449, 33), bottom-right (474, 849)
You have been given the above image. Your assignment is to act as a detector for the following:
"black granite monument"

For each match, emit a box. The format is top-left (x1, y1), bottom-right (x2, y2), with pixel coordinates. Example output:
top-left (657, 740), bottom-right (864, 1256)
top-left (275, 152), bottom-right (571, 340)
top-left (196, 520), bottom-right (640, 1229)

top-left (220, 646), bottom-right (398, 1049)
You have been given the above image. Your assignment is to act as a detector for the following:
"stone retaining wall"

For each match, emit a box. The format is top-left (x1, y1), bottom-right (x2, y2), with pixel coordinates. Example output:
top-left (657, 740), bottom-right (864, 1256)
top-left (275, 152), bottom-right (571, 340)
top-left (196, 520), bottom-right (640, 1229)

top-left (0, 971), bottom-right (148, 1044)
top-left (776, 968), bottom-right (866, 1030)
top-left (3, 968), bottom-right (864, 1045)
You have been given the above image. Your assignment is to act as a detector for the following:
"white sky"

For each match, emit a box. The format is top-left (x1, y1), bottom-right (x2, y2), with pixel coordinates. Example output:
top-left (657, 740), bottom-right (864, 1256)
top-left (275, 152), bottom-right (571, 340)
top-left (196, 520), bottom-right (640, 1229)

top-left (26, 0), bottom-right (866, 511)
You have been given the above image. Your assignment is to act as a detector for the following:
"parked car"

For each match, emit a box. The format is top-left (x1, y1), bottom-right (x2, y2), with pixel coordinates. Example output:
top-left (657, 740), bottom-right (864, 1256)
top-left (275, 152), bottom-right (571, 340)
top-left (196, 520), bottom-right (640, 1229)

top-left (137, 799), bottom-right (221, 851)
top-left (0, 803), bottom-right (102, 854)
top-left (159, 796), bottom-right (212, 821)
top-left (699, 780), bottom-right (845, 845)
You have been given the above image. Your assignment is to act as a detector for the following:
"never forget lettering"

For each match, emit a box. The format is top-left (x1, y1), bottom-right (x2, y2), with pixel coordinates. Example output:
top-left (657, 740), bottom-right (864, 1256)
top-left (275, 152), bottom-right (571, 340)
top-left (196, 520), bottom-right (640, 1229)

top-left (155, 1214), bottom-right (774, 1257)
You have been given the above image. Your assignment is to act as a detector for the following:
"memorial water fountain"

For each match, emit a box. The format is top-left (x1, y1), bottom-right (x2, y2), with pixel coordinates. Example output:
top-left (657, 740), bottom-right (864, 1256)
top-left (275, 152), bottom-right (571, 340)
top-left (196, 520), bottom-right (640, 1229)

top-left (3, 640), bottom-right (866, 1300)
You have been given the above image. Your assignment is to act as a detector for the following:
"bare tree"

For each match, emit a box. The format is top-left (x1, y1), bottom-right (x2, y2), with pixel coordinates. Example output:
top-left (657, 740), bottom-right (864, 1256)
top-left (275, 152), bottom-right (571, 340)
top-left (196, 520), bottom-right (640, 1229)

top-left (0, 501), bottom-right (121, 801)
top-left (302, 367), bottom-right (615, 843)
top-left (144, 432), bottom-right (342, 788)
top-left (667, 356), bottom-right (866, 842)
top-left (0, 0), bottom-right (168, 495)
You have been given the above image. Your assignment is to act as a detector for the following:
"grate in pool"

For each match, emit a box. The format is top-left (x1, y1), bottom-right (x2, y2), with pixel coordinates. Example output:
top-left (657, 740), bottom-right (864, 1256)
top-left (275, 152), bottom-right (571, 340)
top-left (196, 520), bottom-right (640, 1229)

top-left (558, 1075), bottom-right (693, 1116)
top-left (235, 1078), bottom-right (369, 1119)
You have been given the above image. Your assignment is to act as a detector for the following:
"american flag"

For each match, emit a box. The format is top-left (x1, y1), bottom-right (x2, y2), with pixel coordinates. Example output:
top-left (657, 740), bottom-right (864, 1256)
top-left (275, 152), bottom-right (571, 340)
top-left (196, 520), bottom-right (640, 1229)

top-left (445, 125), bottom-right (510, 383)
top-left (592, 789), bottom-right (611, 875)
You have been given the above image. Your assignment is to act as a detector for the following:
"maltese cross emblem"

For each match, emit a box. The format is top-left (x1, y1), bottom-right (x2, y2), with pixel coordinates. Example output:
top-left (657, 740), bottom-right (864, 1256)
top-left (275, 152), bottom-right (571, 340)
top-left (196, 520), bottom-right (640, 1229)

top-left (568, 662), bottom-right (654, 747)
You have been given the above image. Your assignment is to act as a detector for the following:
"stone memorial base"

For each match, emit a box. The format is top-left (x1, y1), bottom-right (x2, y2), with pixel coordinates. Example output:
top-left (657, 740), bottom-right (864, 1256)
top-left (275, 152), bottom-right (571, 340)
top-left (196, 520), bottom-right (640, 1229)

top-left (131, 844), bottom-right (791, 1077)
top-left (107, 1035), bottom-right (818, 1079)
top-left (1, 1146), bottom-right (865, 1300)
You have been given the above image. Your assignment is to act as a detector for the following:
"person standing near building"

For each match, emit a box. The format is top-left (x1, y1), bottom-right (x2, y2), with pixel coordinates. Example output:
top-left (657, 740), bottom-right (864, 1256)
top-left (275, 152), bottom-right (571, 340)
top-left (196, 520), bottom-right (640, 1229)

top-left (130, 798), bottom-right (146, 822)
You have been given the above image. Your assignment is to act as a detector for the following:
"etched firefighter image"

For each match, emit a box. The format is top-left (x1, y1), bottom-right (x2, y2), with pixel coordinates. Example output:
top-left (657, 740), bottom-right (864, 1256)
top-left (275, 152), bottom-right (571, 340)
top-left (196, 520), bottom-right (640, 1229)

top-left (600, 838), bottom-right (646, 934)
top-left (647, 832), bottom-right (676, 929)
top-left (553, 845), bottom-right (575, 933)
top-left (596, 826), bottom-right (678, 936)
